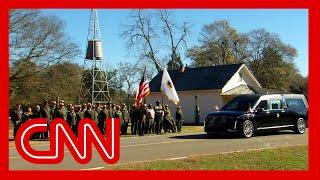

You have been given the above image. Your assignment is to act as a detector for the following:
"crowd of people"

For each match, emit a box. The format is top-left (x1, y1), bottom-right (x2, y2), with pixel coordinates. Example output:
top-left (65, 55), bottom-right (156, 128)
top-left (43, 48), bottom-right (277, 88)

top-left (10, 100), bottom-right (183, 139)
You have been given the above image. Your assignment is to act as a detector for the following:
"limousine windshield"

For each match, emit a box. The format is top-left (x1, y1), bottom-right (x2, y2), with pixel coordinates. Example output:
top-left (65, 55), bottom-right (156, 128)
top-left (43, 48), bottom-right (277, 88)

top-left (221, 96), bottom-right (260, 112)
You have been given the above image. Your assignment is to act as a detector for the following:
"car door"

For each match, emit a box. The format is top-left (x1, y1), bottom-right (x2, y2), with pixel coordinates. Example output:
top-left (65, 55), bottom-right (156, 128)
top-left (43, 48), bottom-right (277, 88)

top-left (254, 100), bottom-right (273, 128)
top-left (266, 99), bottom-right (286, 127)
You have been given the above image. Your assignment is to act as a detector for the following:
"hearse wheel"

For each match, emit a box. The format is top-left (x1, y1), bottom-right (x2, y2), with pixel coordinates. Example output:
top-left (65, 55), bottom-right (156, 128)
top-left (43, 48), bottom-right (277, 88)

top-left (294, 118), bottom-right (306, 134)
top-left (242, 120), bottom-right (254, 138)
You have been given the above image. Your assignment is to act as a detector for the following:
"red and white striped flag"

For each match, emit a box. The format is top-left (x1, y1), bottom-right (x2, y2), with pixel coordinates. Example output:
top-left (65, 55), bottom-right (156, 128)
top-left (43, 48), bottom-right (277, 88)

top-left (135, 66), bottom-right (150, 106)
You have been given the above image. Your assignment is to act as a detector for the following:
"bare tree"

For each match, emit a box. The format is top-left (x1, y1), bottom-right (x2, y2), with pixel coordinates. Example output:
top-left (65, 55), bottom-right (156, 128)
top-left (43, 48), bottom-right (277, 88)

top-left (158, 10), bottom-right (189, 70)
top-left (117, 62), bottom-right (140, 94)
top-left (120, 10), bottom-right (162, 72)
top-left (121, 10), bottom-right (190, 72)
top-left (9, 9), bottom-right (80, 81)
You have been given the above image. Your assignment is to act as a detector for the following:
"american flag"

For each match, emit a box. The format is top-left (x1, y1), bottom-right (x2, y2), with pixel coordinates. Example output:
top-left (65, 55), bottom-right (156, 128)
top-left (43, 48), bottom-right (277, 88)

top-left (135, 66), bottom-right (150, 106)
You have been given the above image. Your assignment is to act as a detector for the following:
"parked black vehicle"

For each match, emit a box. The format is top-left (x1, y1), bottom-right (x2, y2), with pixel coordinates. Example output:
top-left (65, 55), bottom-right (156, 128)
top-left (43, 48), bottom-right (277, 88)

top-left (204, 94), bottom-right (308, 138)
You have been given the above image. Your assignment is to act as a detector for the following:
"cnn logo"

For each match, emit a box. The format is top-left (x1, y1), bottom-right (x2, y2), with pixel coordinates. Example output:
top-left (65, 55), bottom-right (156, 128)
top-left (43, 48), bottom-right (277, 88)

top-left (15, 118), bottom-right (120, 164)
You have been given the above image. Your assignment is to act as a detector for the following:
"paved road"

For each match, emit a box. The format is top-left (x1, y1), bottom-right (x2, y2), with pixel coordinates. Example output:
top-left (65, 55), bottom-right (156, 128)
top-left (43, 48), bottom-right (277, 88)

top-left (9, 129), bottom-right (308, 170)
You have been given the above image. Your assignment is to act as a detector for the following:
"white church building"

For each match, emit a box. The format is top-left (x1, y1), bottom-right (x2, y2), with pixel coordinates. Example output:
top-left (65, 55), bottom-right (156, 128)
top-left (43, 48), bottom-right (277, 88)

top-left (145, 63), bottom-right (266, 124)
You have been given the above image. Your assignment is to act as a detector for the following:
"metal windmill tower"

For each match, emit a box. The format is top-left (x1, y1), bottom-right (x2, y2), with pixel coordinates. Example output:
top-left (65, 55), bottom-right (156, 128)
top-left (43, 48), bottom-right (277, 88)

top-left (81, 9), bottom-right (110, 104)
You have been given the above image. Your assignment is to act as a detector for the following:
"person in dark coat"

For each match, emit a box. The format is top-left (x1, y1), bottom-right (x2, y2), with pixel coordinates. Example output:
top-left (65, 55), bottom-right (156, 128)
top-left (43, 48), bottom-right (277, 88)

top-left (130, 104), bottom-right (139, 135)
top-left (175, 106), bottom-right (183, 133)
top-left (114, 105), bottom-right (123, 135)
top-left (50, 101), bottom-right (57, 121)
top-left (137, 104), bottom-right (147, 136)
top-left (41, 100), bottom-right (51, 138)
top-left (33, 105), bottom-right (42, 139)
top-left (74, 105), bottom-right (83, 136)
top-left (33, 105), bottom-right (42, 117)
top-left (84, 103), bottom-right (96, 122)
top-left (67, 105), bottom-right (77, 135)
top-left (97, 105), bottom-right (107, 135)
top-left (11, 103), bottom-right (23, 138)
top-left (121, 104), bottom-right (129, 135)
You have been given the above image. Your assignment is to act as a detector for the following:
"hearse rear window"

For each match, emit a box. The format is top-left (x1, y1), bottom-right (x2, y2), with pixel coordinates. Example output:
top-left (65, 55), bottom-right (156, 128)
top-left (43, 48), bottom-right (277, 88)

top-left (286, 99), bottom-right (306, 109)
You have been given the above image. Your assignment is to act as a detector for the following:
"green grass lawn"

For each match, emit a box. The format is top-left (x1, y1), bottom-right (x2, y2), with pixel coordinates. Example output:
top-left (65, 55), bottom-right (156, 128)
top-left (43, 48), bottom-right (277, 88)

top-left (108, 145), bottom-right (308, 170)
top-left (181, 125), bottom-right (204, 133)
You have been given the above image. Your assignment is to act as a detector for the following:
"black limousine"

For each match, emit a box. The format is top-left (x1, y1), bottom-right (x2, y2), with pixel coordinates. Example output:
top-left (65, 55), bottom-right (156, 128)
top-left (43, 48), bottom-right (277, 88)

top-left (204, 94), bottom-right (308, 138)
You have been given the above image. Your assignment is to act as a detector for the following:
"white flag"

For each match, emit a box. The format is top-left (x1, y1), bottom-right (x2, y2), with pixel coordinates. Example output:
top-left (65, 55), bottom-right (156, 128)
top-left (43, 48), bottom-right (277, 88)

top-left (161, 68), bottom-right (180, 104)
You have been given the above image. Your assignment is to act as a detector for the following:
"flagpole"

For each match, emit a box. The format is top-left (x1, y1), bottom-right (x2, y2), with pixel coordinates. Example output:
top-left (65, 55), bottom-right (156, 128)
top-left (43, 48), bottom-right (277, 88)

top-left (161, 67), bottom-right (164, 106)
top-left (143, 63), bottom-right (147, 105)
top-left (161, 93), bottom-right (164, 105)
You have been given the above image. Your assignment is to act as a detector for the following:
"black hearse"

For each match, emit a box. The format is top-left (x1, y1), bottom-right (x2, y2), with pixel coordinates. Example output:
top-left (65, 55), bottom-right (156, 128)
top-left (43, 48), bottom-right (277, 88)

top-left (204, 94), bottom-right (308, 138)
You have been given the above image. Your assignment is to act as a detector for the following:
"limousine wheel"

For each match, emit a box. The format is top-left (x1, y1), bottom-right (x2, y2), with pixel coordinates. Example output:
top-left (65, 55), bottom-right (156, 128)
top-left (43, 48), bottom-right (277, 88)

top-left (242, 120), bottom-right (254, 138)
top-left (295, 118), bottom-right (306, 134)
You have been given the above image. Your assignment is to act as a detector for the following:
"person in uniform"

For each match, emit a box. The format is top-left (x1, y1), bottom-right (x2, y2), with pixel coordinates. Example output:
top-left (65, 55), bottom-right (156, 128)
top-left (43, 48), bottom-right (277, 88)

top-left (50, 101), bottom-right (57, 121)
top-left (107, 103), bottom-right (114, 118)
top-left (130, 104), bottom-right (138, 135)
top-left (67, 105), bottom-right (77, 135)
top-left (33, 105), bottom-right (42, 139)
top-left (111, 104), bottom-right (116, 118)
top-left (163, 105), bottom-right (176, 133)
top-left (79, 104), bottom-right (86, 121)
top-left (93, 104), bottom-right (99, 124)
top-left (146, 104), bottom-right (155, 134)
top-left (97, 105), bottom-right (107, 135)
top-left (163, 105), bottom-right (170, 133)
top-left (11, 103), bottom-right (23, 138)
top-left (13, 106), bottom-right (30, 139)
top-left (96, 103), bottom-right (101, 112)
top-left (175, 106), bottom-right (183, 133)
top-left (74, 105), bottom-right (83, 136)
top-left (48, 101), bottom-right (57, 139)
top-left (55, 101), bottom-right (67, 120)
top-left (137, 104), bottom-right (147, 136)
top-left (121, 104), bottom-right (129, 135)
top-left (114, 105), bottom-right (123, 135)
top-left (14, 107), bottom-right (32, 139)
top-left (41, 100), bottom-right (51, 138)
top-left (84, 103), bottom-right (96, 122)
top-left (154, 101), bottom-right (164, 135)
top-left (82, 103), bottom-right (87, 113)
top-left (103, 104), bottom-right (110, 119)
